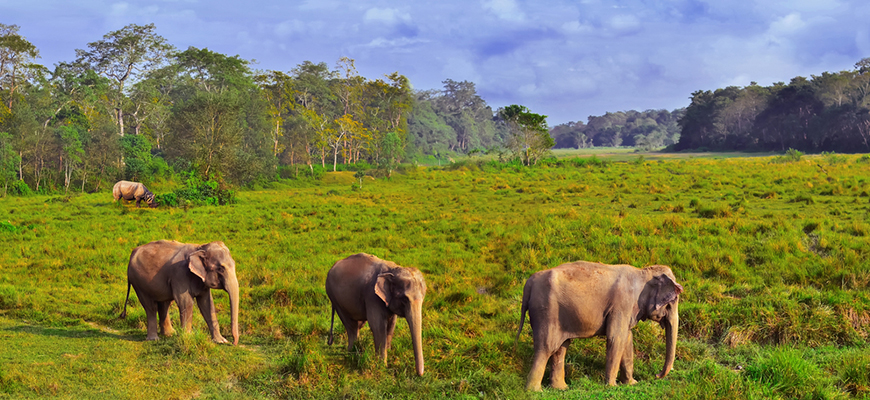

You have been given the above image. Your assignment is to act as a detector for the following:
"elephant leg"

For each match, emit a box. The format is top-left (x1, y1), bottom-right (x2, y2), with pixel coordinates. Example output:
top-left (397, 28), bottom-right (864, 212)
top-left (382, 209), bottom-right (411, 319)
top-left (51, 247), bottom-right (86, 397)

top-left (367, 309), bottom-right (390, 363)
top-left (604, 324), bottom-right (629, 386)
top-left (619, 331), bottom-right (637, 385)
top-left (384, 314), bottom-right (397, 352)
top-left (134, 288), bottom-right (160, 341)
top-left (157, 300), bottom-right (176, 336)
top-left (196, 291), bottom-right (228, 344)
top-left (334, 307), bottom-right (361, 351)
top-left (526, 344), bottom-right (552, 392)
top-left (176, 294), bottom-right (196, 334)
top-left (550, 339), bottom-right (572, 390)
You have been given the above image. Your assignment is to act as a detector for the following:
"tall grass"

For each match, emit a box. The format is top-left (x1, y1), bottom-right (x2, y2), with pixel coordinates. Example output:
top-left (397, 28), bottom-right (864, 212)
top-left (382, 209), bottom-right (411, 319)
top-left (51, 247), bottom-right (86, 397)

top-left (0, 154), bottom-right (868, 398)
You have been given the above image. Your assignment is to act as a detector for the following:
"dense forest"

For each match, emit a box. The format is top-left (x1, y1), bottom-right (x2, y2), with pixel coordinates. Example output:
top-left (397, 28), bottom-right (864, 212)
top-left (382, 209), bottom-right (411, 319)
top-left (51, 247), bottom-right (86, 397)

top-left (675, 58), bottom-right (870, 152)
top-left (2, 22), bottom-right (869, 196)
top-left (0, 23), bottom-right (553, 195)
top-left (549, 108), bottom-right (685, 150)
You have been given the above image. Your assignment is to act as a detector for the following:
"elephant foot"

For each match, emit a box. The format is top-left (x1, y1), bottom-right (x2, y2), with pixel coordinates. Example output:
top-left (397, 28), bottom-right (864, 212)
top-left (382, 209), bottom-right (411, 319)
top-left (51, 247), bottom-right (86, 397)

top-left (525, 383), bottom-right (543, 392)
top-left (146, 334), bottom-right (159, 341)
top-left (161, 327), bottom-right (176, 337)
top-left (551, 381), bottom-right (568, 390)
top-left (624, 378), bottom-right (637, 385)
top-left (212, 335), bottom-right (229, 344)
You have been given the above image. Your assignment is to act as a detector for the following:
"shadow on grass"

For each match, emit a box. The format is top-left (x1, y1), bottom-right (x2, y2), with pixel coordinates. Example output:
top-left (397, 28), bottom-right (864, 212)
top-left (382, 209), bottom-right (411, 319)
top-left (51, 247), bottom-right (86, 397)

top-left (3, 322), bottom-right (139, 342)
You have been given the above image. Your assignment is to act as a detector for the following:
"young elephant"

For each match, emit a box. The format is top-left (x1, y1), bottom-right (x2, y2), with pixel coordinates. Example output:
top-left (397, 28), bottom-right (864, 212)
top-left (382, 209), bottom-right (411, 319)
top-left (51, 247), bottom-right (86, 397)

top-left (516, 261), bottom-right (683, 391)
top-left (120, 240), bottom-right (240, 345)
top-left (325, 253), bottom-right (427, 376)
top-left (113, 180), bottom-right (156, 208)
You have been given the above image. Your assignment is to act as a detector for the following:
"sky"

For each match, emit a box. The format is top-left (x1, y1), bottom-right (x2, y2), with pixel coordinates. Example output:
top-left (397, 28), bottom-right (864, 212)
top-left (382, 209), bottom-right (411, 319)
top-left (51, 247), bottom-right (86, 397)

top-left (3, 0), bottom-right (870, 125)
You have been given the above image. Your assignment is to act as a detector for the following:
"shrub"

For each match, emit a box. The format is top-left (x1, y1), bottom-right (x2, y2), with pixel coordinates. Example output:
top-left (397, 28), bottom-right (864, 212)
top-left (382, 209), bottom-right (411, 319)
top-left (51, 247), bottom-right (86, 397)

top-left (745, 348), bottom-right (838, 400)
top-left (7, 180), bottom-right (32, 196)
top-left (772, 148), bottom-right (804, 163)
top-left (790, 194), bottom-right (815, 205)
top-left (164, 176), bottom-right (236, 206)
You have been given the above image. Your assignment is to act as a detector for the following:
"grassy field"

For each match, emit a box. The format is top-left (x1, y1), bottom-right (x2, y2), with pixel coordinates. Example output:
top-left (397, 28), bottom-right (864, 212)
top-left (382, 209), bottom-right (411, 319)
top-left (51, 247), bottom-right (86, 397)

top-left (1, 153), bottom-right (869, 399)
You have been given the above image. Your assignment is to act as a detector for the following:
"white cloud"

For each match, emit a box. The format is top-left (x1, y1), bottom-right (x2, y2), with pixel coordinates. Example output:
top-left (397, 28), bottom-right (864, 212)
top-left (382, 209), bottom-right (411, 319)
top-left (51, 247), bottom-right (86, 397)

top-left (769, 12), bottom-right (806, 35)
top-left (364, 37), bottom-right (428, 49)
top-left (364, 8), bottom-right (411, 25)
top-left (275, 20), bottom-right (305, 37)
top-left (482, 0), bottom-right (525, 22)
top-left (561, 20), bottom-right (594, 34)
top-left (607, 14), bottom-right (641, 33)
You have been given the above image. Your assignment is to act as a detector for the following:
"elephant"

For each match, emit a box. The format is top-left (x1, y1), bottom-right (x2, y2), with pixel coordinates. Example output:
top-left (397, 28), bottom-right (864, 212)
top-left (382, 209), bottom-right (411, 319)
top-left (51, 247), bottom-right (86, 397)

top-left (113, 180), bottom-right (157, 208)
top-left (325, 253), bottom-right (427, 376)
top-left (120, 240), bottom-right (240, 345)
top-left (515, 261), bottom-right (683, 391)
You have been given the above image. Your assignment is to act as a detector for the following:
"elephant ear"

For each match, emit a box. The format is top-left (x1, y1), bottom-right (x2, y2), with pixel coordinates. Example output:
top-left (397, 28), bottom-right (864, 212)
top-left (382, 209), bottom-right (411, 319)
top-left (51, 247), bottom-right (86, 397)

top-left (188, 250), bottom-right (207, 282)
top-left (654, 275), bottom-right (684, 311)
top-left (375, 273), bottom-right (393, 306)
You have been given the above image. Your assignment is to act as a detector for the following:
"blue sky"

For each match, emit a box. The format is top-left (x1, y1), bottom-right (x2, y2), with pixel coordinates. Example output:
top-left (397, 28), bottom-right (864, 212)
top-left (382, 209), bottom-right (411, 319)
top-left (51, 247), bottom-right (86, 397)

top-left (4, 0), bottom-right (869, 124)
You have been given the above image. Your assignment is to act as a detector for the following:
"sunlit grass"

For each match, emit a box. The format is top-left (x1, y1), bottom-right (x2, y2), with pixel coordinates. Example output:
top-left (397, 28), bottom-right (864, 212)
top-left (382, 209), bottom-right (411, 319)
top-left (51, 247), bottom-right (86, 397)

top-left (0, 154), bottom-right (869, 398)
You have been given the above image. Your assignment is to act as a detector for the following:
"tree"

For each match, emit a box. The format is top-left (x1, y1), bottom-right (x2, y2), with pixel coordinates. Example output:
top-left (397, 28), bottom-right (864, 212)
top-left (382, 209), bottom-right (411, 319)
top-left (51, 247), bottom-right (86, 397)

top-left (169, 91), bottom-right (244, 178)
top-left (0, 131), bottom-right (18, 195)
top-left (0, 24), bottom-right (40, 112)
top-left (499, 104), bottom-right (554, 166)
top-left (75, 23), bottom-right (173, 136)
top-left (58, 125), bottom-right (84, 193)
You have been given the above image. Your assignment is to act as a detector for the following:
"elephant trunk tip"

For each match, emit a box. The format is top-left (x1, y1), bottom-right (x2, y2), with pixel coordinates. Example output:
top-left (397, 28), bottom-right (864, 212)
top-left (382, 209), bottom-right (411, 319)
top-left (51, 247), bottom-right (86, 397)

top-left (416, 364), bottom-right (424, 376)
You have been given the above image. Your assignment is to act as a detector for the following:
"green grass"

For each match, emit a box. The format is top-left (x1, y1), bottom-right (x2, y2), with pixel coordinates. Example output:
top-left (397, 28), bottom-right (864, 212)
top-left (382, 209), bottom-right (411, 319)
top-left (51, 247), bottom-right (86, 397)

top-left (1, 154), bottom-right (869, 399)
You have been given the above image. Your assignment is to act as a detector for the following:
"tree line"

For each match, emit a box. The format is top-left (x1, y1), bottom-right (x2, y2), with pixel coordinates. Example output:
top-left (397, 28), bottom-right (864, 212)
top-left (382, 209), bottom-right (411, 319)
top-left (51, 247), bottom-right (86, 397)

top-left (675, 58), bottom-right (870, 152)
top-left (0, 23), bottom-right (551, 195)
top-left (549, 109), bottom-right (684, 150)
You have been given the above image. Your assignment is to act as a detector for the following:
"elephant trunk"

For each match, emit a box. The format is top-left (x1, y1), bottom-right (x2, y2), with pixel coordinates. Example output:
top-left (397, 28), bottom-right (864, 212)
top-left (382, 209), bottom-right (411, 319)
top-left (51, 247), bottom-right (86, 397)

top-left (407, 300), bottom-right (425, 376)
top-left (225, 273), bottom-right (240, 346)
top-left (658, 300), bottom-right (679, 379)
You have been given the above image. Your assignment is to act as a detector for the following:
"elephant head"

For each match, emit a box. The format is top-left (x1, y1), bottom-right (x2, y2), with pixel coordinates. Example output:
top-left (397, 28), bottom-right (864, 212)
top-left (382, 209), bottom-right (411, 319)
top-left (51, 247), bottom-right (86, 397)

top-left (188, 241), bottom-right (240, 346)
top-left (375, 267), bottom-right (427, 376)
top-left (642, 267), bottom-right (683, 380)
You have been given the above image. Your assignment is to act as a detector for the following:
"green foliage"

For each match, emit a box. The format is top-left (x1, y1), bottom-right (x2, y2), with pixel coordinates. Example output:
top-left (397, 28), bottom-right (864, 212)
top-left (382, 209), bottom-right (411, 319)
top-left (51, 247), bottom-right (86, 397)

top-left (745, 348), bottom-right (841, 399)
top-left (676, 65), bottom-right (870, 153)
top-left (551, 109), bottom-right (683, 149)
top-left (159, 175), bottom-right (236, 206)
top-left (822, 151), bottom-right (848, 165)
top-left (6, 179), bottom-right (31, 196)
top-left (1, 155), bottom-right (868, 398)
top-left (772, 148), bottom-right (805, 163)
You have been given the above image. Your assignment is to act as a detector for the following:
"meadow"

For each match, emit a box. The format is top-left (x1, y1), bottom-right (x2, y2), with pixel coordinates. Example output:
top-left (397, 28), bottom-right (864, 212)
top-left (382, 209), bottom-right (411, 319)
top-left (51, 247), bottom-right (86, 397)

top-left (1, 153), bottom-right (869, 399)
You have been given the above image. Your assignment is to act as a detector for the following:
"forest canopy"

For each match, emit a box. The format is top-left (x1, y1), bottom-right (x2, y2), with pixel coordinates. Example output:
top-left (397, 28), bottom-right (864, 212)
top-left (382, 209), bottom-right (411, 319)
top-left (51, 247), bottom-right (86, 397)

top-left (1, 22), bottom-right (868, 196)
top-left (674, 59), bottom-right (870, 153)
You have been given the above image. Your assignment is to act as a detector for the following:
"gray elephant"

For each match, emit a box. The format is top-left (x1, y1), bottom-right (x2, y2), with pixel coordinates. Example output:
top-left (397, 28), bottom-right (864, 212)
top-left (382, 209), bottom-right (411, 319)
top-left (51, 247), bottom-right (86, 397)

top-left (515, 261), bottom-right (683, 390)
top-left (120, 240), bottom-right (240, 345)
top-left (113, 180), bottom-right (156, 208)
top-left (325, 253), bottom-right (427, 376)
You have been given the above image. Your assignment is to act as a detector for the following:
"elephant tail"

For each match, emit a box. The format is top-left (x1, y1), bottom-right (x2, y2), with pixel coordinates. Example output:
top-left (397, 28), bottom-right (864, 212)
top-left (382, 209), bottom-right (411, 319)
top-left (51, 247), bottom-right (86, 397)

top-left (119, 282), bottom-right (131, 319)
top-left (327, 306), bottom-right (335, 345)
top-left (514, 278), bottom-right (532, 350)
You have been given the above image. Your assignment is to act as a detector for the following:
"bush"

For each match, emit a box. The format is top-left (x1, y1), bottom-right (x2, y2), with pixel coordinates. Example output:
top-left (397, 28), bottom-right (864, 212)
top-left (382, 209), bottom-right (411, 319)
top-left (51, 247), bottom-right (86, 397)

top-left (745, 348), bottom-right (838, 400)
top-left (772, 148), bottom-right (804, 163)
top-left (6, 180), bottom-right (32, 196)
top-left (155, 192), bottom-right (179, 207)
top-left (163, 176), bottom-right (236, 206)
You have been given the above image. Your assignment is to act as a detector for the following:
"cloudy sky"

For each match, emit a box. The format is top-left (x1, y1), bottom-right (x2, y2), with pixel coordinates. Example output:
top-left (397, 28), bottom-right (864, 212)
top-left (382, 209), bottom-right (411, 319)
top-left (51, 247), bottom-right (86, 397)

top-left (4, 0), bottom-right (869, 124)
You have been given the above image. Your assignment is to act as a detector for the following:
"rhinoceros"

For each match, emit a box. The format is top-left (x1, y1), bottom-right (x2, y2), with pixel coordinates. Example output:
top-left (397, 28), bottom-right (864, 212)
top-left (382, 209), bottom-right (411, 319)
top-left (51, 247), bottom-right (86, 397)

top-left (113, 180), bottom-right (157, 208)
